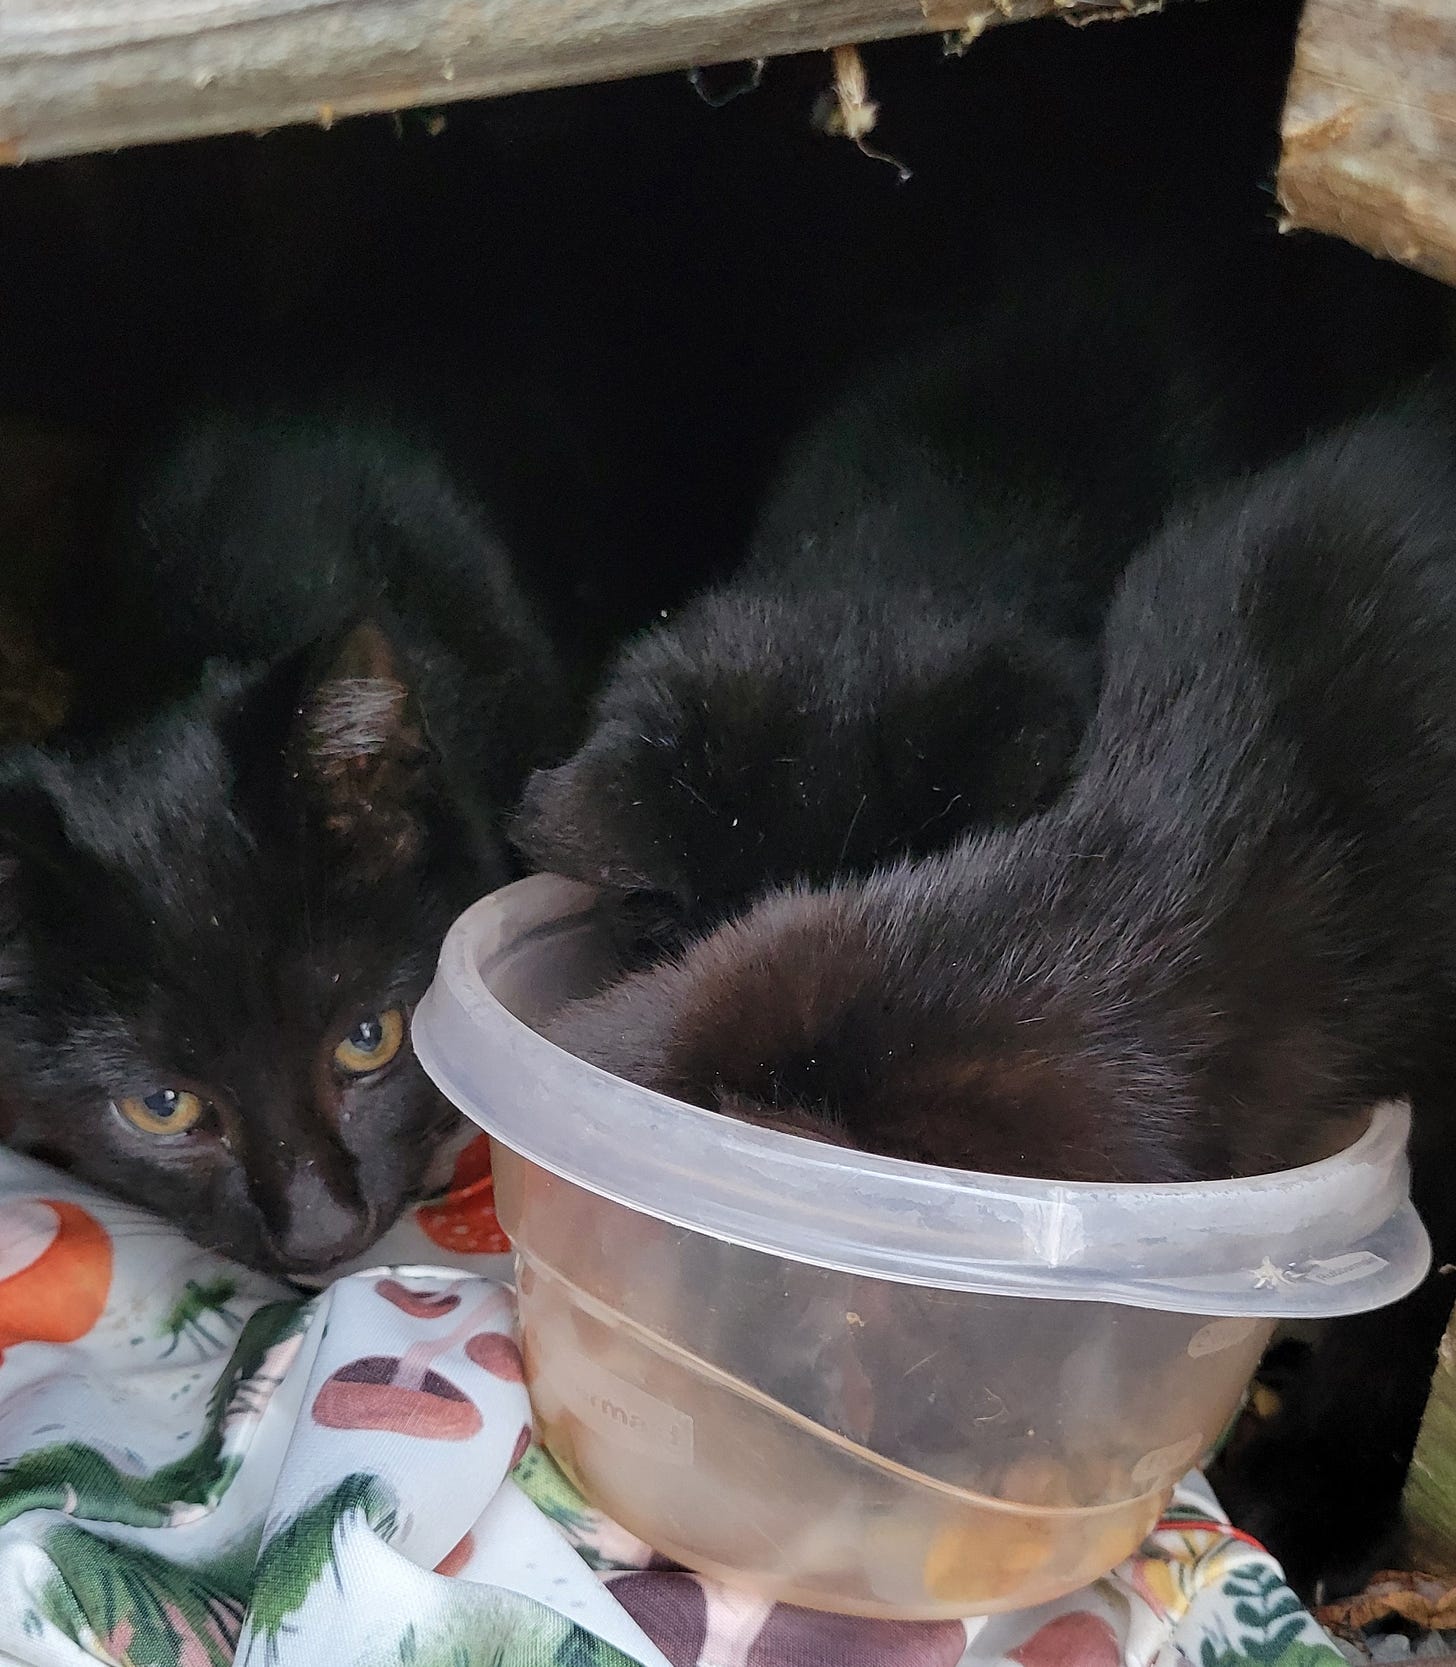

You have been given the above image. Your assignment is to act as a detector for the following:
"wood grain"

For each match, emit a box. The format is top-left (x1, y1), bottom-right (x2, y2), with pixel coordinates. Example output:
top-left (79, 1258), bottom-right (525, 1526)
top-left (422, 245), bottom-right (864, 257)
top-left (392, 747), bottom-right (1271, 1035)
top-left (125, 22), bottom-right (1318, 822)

top-left (0, 0), bottom-right (1156, 163)
top-left (1278, 0), bottom-right (1456, 286)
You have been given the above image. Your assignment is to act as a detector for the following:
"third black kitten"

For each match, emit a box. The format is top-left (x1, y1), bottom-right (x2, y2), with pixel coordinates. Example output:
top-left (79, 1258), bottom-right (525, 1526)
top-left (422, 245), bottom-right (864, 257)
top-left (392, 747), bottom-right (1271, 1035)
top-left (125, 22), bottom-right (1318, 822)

top-left (0, 414), bottom-right (565, 1275)
top-left (516, 233), bottom-right (1434, 949)
top-left (549, 388), bottom-right (1456, 1598)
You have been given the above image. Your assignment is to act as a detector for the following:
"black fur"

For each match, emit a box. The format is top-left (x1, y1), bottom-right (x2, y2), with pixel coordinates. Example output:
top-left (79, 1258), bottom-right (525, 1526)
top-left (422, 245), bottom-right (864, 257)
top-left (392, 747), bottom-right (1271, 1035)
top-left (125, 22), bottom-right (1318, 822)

top-left (550, 391), bottom-right (1456, 1597)
top-left (515, 237), bottom-right (1432, 953)
top-left (68, 413), bottom-right (567, 860)
top-left (0, 416), bottom-right (564, 1274)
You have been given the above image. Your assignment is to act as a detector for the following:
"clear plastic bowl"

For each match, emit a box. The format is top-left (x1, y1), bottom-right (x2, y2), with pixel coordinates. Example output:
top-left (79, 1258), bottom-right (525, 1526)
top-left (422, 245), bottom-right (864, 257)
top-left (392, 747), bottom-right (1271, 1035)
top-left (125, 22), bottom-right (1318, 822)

top-left (413, 875), bottom-right (1432, 1620)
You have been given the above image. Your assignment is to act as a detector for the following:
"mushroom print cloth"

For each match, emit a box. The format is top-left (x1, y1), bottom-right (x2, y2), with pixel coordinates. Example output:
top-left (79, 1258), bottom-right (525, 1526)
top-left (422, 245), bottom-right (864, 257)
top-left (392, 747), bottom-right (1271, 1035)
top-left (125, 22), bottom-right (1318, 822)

top-left (0, 1128), bottom-right (1348, 1667)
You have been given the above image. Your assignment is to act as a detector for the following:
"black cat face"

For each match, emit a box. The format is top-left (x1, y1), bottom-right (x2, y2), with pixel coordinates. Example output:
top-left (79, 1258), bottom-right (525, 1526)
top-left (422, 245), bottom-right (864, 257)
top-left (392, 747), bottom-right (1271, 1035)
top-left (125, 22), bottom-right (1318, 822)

top-left (0, 624), bottom-right (481, 1274)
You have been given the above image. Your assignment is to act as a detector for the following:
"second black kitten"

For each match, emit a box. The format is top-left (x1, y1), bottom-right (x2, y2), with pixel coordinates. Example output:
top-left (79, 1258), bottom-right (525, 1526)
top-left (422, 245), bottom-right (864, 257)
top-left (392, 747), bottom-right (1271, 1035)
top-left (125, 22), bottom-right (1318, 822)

top-left (516, 233), bottom-right (1433, 948)
top-left (0, 414), bottom-right (565, 1275)
top-left (550, 388), bottom-right (1456, 1599)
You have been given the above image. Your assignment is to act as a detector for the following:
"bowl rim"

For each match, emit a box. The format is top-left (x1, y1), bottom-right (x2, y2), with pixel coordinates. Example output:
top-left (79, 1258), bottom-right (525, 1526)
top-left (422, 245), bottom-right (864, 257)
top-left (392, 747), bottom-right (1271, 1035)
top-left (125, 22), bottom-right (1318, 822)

top-left (414, 875), bottom-right (1432, 1316)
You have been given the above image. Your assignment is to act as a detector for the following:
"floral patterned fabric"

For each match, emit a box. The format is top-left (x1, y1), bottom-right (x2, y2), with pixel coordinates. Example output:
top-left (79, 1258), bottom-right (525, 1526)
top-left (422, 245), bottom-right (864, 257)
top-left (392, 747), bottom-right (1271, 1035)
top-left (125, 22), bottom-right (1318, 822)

top-left (0, 1138), bottom-right (1347, 1667)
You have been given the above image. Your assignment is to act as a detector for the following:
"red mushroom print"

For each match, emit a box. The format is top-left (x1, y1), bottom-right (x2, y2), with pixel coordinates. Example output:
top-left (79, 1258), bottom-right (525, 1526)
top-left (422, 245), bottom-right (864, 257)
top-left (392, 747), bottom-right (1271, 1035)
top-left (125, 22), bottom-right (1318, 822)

top-left (0, 1198), bottom-right (112, 1365)
top-left (312, 1289), bottom-right (512, 1442)
top-left (374, 1278), bottom-right (462, 1320)
top-left (311, 1355), bottom-right (483, 1441)
top-left (1009, 1610), bottom-right (1122, 1667)
top-left (434, 1531), bottom-right (476, 1578)
top-left (464, 1330), bottom-right (525, 1382)
top-left (416, 1134), bottom-right (511, 1255)
top-left (510, 1424), bottom-right (532, 1469)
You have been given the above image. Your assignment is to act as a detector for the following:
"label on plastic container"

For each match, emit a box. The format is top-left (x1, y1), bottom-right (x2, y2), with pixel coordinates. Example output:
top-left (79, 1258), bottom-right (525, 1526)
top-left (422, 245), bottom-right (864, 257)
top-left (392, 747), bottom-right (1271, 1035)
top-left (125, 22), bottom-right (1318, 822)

top-left (573, 1360), bottom-right (695, 1465)
top-left (1300, 1251), bottom-right (1388, 1285)
top-left (1186, 1318), bottom-right (1260, 1359)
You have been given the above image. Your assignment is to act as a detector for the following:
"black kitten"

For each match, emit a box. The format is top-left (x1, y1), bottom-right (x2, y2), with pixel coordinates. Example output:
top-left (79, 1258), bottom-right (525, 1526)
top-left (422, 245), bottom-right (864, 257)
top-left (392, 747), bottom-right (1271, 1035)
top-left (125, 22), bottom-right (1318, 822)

top-left (515, 235), bottom-right (1429, 949)
top-left (0, 415), bottom-right (564, 1274)
top-left (550, 390), bottom-right (1456, 1597)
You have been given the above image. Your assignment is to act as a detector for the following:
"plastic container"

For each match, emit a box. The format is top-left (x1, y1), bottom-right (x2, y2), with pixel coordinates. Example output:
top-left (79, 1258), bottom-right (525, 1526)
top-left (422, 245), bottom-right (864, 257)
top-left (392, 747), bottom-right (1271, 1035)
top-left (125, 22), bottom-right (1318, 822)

top-left (414, 875), bottom-right (1432, 1620)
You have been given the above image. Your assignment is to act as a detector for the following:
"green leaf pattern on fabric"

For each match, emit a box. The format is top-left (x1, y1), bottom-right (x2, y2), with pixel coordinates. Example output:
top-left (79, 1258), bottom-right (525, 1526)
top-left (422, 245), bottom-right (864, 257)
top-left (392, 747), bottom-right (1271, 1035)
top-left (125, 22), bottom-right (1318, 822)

top-left (0, 1300), bottom-right (308, 1531)
top-left (37, 1526), bottom-right (247, 1667)
top-left (159, 1278), bottom-right (244, 1359)
top-left (1196, 1566), bottom-right (1349, 1667)
top-left (248, 1472), bottom-right (400, 1648)
top-left (0, 1156), bottom-right (1351, 1667)
top-left (384, 1590), bottom-right (642, 1667)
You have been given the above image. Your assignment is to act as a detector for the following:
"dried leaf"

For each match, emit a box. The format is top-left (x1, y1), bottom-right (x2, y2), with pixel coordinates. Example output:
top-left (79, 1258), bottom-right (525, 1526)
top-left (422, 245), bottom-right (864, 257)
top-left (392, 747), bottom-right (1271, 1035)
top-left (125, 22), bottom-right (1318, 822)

top-left (1318, 1570), bottom-right (1456, 1638)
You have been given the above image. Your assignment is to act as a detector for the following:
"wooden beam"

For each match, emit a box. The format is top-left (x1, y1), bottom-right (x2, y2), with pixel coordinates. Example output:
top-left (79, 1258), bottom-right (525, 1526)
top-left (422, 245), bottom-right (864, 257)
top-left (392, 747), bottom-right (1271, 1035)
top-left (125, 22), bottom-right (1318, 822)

top-left (0, 0), bottom-right (1155, 164)
top-left (1278, 0), bottom-right (1456, 288)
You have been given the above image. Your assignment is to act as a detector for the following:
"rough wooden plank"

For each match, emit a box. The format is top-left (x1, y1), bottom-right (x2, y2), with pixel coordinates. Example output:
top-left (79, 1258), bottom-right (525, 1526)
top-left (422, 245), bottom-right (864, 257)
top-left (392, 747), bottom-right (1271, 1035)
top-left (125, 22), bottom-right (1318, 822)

top-left (0, 0), bottom-right (1155, 163)
top-left (1278, 0), bottom-right (1456, 288)
top-left (1405, 1301), bottom-right (1456, 1581)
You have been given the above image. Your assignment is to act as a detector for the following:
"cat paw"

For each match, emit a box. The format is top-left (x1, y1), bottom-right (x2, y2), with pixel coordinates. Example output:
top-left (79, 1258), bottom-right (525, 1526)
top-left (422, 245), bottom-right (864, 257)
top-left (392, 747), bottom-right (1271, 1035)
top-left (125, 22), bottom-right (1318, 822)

top-left (1210, 1430), bottom-right (1403, 1605)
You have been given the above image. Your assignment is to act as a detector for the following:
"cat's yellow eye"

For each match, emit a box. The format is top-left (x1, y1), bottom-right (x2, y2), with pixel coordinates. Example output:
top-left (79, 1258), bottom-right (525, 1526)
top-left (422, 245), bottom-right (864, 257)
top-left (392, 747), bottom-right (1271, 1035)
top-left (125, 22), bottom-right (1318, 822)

top-left (117, 1088), bottom-right (205, 1137)
top-left (333, 1008), bottom-right (406, 1077)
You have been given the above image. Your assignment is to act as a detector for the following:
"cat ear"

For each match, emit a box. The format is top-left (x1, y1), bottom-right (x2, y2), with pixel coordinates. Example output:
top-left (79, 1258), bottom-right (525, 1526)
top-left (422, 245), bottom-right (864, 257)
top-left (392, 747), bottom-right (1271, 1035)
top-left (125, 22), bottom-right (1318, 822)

top-left (292, 620), bottom-right (431, 870)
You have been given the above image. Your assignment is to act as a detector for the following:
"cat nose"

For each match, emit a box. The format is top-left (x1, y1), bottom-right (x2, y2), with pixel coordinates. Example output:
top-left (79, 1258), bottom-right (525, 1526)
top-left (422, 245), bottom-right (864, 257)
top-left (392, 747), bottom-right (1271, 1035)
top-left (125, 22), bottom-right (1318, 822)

top-left (261, 1162), bottom-right (380, 1273)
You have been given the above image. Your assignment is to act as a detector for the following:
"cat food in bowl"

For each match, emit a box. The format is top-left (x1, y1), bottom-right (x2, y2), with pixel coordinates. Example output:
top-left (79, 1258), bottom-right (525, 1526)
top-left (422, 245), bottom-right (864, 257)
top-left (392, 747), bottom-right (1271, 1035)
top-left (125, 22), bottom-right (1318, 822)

top-left (413, 875), bottom-right (1430, 1620)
